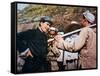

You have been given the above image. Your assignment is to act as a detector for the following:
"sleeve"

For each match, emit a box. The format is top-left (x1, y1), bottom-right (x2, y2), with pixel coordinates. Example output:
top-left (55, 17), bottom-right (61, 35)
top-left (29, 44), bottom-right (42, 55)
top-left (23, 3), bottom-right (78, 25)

top-left (16, 30), bottom-right (35, 53)
top-left (17, 30), bottom-right (33, 40)
top-left (63, 27), bottom-right (89, 52)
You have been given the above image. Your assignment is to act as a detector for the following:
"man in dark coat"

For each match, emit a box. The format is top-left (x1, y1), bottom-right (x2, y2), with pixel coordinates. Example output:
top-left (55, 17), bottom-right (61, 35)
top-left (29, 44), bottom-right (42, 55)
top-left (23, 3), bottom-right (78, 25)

top-left (17, 16), bottom-right (52, 73)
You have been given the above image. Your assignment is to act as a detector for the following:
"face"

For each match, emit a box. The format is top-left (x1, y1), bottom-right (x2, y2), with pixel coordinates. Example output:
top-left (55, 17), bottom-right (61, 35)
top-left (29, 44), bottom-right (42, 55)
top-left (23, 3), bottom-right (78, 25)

top-left (40, 22), bottom-right (51, 33)
top-left (49, 30), bottom-right (56, 35)
top-left (80, 16), bottom-right (88, 27)
top-left (48, 30), bottom-right (57, 40)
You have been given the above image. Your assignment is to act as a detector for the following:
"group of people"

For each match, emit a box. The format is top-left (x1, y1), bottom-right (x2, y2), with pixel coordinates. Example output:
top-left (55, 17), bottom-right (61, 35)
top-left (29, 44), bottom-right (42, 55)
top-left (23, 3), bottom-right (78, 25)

top-left (17, 10), bottom-right (96, 73)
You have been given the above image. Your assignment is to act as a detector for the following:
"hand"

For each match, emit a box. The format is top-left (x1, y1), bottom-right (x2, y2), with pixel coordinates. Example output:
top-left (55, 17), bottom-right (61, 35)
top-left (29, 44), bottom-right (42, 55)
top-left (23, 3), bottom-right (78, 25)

top-left (26, 50), bottom-right (33, 58)
top-left (54, 35), bottom-right (64, 49)
top-left (48, 38), bottom-right (54, 43)
top-left (54, 35), bottom-right (64, 42)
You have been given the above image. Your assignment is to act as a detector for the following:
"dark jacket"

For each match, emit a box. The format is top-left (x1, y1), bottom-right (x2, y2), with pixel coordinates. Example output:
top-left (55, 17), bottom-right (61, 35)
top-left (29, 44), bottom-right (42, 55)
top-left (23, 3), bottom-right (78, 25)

top-left (17, 28), bottom-right (48, 59)
top-left (17, 28), bottom-right (49, 73)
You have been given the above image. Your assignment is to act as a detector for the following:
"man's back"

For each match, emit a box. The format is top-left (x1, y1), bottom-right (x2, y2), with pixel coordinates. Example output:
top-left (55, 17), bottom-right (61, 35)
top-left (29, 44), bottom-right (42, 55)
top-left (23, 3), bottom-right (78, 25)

top-left (79, 27), bottom-right (96, 69)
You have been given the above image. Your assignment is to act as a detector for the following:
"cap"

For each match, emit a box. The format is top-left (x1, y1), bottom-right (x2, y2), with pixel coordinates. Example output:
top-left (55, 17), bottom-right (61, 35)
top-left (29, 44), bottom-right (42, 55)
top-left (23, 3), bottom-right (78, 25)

top-left (58, 32), bottom-right (64, 35)
top-left (83, 10), bottom-right (95, 23)
top-left (40, 16), bottom-right (52, 25)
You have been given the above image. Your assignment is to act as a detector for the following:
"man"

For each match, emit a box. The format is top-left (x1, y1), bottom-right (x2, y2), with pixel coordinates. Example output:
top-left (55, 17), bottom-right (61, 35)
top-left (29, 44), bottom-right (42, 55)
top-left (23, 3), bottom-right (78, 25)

top-left (54, 10), bottom-right (96, 69)
top-left (47, 27), bottom-right (60, 71)
top-left (63, 21), bottom-right (81, 70)
top-left (17, 16), bottom-right (52, 73)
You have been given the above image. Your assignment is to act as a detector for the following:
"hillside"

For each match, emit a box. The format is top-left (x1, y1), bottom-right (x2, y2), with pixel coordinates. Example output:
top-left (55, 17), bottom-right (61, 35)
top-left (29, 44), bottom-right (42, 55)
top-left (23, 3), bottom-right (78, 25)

top-left (17, 4), bottom-right (97, 33)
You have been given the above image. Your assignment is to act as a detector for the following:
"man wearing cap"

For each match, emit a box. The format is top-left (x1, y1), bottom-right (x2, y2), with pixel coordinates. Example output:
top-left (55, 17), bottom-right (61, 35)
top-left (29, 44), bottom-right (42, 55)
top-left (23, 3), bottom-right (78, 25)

top-left (54, 10), bottom-right (96, 69)
top-left (17, 16), bottom-right (52, 73)
top-left (47, 27), bottom-right (60, 71)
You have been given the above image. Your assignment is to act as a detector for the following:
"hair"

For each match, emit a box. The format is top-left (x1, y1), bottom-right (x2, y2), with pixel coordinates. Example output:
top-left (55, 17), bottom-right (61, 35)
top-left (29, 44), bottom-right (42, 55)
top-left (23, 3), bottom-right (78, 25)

top-left (65, 23), bottom-right (82, 33)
